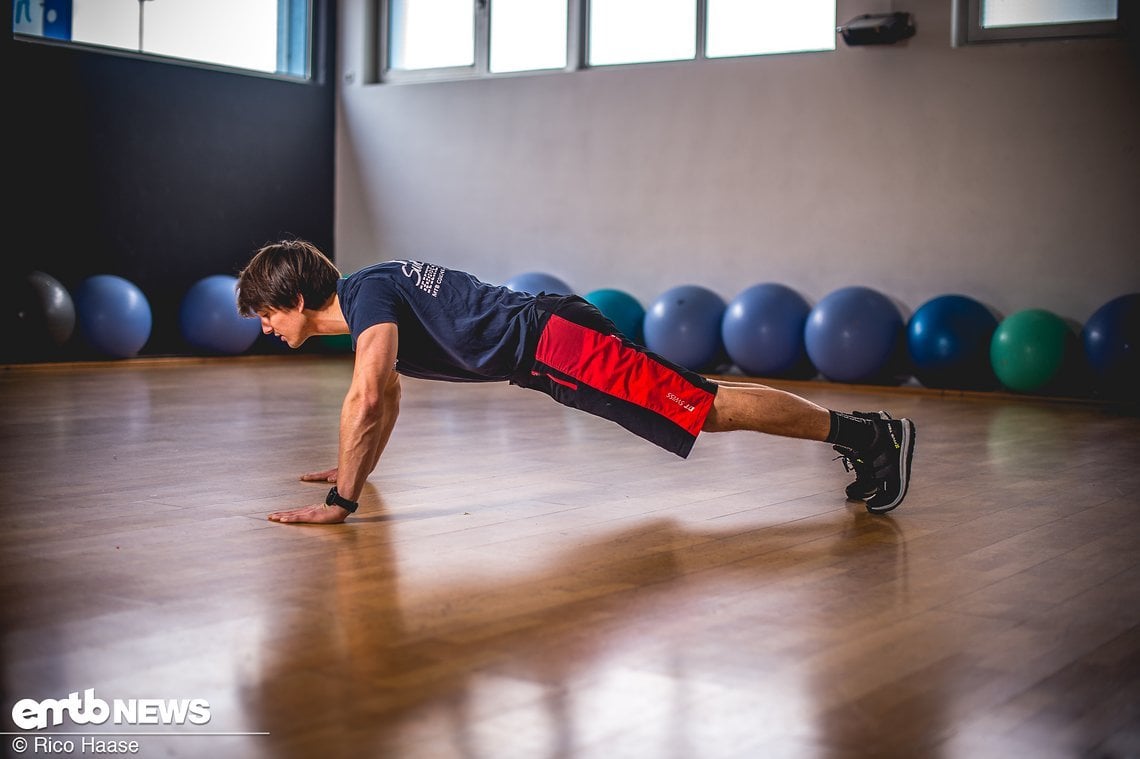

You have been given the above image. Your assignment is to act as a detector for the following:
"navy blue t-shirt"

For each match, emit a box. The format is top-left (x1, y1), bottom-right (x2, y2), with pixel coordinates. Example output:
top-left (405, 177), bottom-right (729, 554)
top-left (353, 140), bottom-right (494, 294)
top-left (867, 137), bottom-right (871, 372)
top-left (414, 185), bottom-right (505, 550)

top-left (337, 260), bottom-right (541, 382)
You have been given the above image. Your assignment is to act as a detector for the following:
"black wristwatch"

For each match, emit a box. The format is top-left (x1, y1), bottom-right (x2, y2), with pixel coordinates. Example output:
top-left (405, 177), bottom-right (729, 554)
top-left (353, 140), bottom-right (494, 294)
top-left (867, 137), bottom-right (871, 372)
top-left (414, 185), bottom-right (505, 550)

top-left (325, 486), bottom-right (359, 513)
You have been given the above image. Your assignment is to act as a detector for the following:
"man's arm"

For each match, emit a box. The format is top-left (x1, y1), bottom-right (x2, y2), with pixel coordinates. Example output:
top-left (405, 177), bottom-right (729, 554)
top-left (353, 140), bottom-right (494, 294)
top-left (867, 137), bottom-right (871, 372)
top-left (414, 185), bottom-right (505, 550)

top-left (268, 323), bottom-right (401, 524)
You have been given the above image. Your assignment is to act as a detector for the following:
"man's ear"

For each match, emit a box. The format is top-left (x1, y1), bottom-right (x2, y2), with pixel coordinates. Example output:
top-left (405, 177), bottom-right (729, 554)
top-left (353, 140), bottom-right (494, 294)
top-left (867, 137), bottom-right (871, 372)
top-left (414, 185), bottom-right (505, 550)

top-left (294, 294), bottom-right (306, 312)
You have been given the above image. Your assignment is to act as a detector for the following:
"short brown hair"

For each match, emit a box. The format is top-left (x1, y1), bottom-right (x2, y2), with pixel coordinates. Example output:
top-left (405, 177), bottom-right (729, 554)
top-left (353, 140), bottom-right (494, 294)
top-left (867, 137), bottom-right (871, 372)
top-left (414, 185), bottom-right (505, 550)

top-left (237, 239), bottom-right (341, 316)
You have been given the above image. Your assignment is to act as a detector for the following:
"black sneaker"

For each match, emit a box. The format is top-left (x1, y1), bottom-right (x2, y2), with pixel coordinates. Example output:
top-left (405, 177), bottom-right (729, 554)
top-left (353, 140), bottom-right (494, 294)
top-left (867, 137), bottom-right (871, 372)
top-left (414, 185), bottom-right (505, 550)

top-left (862, 417), bottom-right (916, 514)
top-left (834, 411), bottom-right (892, 500)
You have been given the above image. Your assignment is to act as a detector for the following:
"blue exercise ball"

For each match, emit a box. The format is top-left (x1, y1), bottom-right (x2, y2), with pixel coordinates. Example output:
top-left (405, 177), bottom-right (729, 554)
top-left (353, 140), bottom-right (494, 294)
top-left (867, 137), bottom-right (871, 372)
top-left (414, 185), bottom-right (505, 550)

top-left (643, 284), bottom-right (727, 371)
top-left (584, 288), bottom-right (645, 343)
top-left (805, 286), bottom-right (903, 383)
top-left (180, 274), bottom-right (261, 355)
top-left (907, 294), bottom-right (999, 390)
top-left (722, 283), bottom-right (810, 376)
top-left (74, 275), bottom-right (152, 358)
top-left (1082, 293), bottom-right (1139, 397)
top-left (504, 271), bottom-right (573, 296)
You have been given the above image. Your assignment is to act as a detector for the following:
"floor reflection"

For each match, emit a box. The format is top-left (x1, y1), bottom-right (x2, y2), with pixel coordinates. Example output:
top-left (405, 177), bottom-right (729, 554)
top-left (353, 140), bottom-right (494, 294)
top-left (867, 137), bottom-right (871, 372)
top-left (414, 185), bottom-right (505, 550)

top-left (243, 505), bottom-right (915, 758)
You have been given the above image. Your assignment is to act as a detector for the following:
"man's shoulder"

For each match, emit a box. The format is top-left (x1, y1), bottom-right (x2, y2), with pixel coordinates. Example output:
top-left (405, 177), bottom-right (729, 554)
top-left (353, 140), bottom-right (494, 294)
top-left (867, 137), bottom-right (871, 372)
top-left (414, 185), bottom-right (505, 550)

top-left (342, 262), bottom-right (407, 299)
top-left (348, 260), bottom-right (453, 288)
top-left (347, 260), bottom-right (407, 280)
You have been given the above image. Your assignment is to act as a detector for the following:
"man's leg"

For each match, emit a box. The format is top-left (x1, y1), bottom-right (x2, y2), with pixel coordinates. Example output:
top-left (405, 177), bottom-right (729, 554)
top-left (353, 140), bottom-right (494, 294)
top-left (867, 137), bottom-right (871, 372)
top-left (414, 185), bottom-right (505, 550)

top-left (702, 380), bottom-right (831, 440)
top-left (704, 381), bottom-right (916, 514)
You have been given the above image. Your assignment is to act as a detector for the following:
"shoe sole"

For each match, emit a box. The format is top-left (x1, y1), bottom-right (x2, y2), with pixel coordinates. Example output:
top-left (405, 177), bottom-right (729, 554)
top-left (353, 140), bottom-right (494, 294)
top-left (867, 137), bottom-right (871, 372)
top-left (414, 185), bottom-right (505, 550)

top-left (866, 418), bottom-right (915, 514)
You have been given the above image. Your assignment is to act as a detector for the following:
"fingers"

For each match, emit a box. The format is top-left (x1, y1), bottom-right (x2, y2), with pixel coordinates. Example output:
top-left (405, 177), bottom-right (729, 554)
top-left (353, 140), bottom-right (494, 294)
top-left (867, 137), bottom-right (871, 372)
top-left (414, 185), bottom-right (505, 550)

top-left (267, 504), bottom-right (349, 525)
top-left (268, 507), bottom-right (320, 522)
top-left (299, 468), bottom-right (338, 483)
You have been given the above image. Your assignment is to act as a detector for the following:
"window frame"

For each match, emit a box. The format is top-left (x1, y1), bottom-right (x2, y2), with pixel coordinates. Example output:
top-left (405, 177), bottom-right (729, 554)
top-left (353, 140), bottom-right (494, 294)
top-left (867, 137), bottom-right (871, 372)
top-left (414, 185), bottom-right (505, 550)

top-left (953, 0), bottom-right (1123, 45)
top-left (11, 0), bottom-right (317, 82)
top-left (380, 0), bottom-right (582, 83)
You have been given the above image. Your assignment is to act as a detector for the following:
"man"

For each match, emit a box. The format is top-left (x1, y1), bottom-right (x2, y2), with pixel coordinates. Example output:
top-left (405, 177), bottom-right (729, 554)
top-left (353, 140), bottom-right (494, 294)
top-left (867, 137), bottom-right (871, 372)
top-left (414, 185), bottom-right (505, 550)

top-left (237, 239), bottom-right (915, 525)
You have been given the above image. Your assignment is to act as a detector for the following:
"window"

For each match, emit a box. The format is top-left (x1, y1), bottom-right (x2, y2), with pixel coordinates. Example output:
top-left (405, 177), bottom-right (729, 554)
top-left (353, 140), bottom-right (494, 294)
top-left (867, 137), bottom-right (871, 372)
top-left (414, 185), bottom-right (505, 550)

top-left (386, 0), bottom-right (570, 79)
top-left (587, 0), bottom-right (695, 66)
top-left (955, 0), bottom-right (1121, 44)
top-left (706, 0), bottom-right (835, 59)
top-left (389, 0), bottom-right (474, 70)
top-left (381, 0), bottom-right (836, 82)
top-left (11, 0), bottom-right (312, 79)
top-left (490, 0), bottom-right (568, 74)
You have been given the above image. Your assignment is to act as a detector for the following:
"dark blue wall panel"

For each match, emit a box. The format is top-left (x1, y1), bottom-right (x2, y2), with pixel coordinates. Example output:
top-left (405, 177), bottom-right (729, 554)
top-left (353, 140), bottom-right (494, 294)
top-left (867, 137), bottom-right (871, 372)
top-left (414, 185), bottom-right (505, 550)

top-left (5, 0), bottom-right (336, 359)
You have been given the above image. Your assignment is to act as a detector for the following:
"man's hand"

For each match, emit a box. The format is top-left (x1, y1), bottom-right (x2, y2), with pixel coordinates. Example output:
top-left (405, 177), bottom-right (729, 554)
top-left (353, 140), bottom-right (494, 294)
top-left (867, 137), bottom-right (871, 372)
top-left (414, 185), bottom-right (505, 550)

top-left (268, 503), bottom-right (350, 524)
top-left (300, 467), bottom-right (338, 483)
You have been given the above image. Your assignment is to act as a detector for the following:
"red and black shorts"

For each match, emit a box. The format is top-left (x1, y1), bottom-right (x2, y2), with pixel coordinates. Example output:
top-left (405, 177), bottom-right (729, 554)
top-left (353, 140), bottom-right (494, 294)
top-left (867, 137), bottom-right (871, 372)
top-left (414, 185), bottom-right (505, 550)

top-left (511, 295), bottom-right (718, 458)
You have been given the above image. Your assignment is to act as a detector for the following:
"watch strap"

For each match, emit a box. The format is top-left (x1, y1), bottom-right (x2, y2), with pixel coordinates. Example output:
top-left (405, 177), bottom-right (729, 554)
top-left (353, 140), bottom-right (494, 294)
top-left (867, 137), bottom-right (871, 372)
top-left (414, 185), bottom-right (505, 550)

top-left (325, 486), bottom-right (359, 513)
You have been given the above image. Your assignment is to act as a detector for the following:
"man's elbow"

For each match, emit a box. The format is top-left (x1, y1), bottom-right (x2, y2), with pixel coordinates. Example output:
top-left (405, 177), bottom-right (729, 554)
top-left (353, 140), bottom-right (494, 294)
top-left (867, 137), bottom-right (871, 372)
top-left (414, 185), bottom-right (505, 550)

top-left (383, 374), bottom-right (402, 408)
top-left (357, 381), bottom-right (400, 419)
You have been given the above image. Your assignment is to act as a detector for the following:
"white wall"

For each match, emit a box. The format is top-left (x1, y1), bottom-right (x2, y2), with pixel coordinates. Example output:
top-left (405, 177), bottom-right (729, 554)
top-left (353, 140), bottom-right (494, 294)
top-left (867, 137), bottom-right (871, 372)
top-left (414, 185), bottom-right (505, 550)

top-left (335, 0), bottom-right (1140, 325)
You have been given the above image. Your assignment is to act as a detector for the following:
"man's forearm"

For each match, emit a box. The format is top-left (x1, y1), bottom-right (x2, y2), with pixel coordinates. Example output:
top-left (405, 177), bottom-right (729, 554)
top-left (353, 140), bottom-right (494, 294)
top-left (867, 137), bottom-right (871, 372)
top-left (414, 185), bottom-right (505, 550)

top-left (335, 386), bottom-right (399, 502)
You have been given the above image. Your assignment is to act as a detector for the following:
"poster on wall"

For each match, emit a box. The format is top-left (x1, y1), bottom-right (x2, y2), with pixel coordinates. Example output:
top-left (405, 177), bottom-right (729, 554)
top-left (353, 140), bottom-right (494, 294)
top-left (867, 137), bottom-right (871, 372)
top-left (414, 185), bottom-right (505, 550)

top-left (12, 0), bottom-right (73, 41)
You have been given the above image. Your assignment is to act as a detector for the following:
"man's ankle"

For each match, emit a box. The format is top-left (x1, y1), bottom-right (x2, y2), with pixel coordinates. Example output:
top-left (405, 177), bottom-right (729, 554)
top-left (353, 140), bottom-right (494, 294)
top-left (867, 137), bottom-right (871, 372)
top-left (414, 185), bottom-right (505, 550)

top-left (825, 410), bottom-right (877, 452)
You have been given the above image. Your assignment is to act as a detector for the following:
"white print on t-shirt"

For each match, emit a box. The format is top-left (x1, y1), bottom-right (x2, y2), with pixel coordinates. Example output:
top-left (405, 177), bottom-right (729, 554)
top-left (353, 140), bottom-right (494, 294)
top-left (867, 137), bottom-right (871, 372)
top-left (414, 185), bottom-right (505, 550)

top-left (399, 260), bottom-right (445, 297)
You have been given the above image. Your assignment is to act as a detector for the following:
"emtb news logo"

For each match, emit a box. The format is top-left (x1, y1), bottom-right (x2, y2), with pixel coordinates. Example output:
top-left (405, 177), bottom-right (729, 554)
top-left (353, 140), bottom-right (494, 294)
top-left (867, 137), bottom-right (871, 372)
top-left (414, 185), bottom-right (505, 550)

top-left (11, 689), bottom-right (211, 730)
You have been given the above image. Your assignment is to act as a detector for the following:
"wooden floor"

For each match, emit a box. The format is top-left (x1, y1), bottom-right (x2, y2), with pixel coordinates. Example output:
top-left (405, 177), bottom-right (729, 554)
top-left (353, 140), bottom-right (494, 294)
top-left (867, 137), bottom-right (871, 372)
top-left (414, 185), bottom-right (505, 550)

top-left (1, 356), bottom-right (1138, 759)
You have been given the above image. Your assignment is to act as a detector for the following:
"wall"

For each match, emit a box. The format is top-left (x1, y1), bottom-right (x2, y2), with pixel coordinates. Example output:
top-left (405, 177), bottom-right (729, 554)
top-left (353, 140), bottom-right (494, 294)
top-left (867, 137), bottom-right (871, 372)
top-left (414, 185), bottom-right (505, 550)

top-left (334, 0), bottom-right (1139, 330)
top-left (5, 0), bottom-right (337, 359)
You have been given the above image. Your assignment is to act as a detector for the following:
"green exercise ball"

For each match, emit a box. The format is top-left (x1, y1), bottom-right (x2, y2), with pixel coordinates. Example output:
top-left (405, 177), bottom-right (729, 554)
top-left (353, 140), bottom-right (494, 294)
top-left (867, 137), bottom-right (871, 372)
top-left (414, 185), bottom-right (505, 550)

top-left (319, 333), bottom-right (353, 353)
top-left (990, 308), bottom-right (1072, 393)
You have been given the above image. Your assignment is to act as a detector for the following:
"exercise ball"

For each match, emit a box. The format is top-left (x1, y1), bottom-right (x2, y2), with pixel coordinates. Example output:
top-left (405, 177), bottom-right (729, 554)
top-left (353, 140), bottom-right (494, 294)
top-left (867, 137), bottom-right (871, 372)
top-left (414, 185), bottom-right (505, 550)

top-left (28, 271), bottom-right (76, 346)
top-left (319, 274), bottom-right (354, 353)
top-left (1, 271), bottom-right (76, 361)
top-left (643, 284), bottom-right (726, 371)
top-left (319, 334), bottom-right (354, 353)
top-left (907, 294), bottom-right (999, 390)
top-left (584, 288), bottom-right (645, 343)
top-left (804, 286), bottom-right (903, 383)
top-left (990, 308), bottom-right (1073, 393)
top-left (74, 275), bottom-right (152, 358)
top-left (180, 274), bottom-right (261, 355)
top-left (1082, 293), bottom-right (1139, 397)
top-left (722, 283), bottom-right (810, 377)
top-left (504, 271), bottom-right (573, 296)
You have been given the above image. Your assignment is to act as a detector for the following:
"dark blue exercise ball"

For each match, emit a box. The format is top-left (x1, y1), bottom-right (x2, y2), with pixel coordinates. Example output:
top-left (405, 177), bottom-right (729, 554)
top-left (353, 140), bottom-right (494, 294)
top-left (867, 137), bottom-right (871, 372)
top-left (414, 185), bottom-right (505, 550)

top-left (585, 288), bottom-right (645, 343)
top-left (180, 274), bottom-right (261, 355)
top-left (2, 271), bottom-right (76, 361)
top-left (643, 284), bottom-right (727, 371)
top-left (907, 294), bottom-right (999, 390)
top-left (504, 271), bottom-right (573, 296)
top-left (722, 283), bottom-right (810, 377)
top-left (27, 271), bottom-right (76, 347)
top-left (74, 275), bottom-right (152, 358)
top-left (804, 286), bottom-right (903, 383)
top-left (1082, 293), bottom-right (1139, 397)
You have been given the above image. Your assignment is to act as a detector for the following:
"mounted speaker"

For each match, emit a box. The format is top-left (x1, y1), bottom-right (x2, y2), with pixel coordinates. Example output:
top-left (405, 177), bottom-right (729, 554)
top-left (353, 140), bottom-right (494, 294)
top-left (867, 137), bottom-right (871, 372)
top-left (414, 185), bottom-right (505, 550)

top-left (839, 12), bottom-right (916, 46)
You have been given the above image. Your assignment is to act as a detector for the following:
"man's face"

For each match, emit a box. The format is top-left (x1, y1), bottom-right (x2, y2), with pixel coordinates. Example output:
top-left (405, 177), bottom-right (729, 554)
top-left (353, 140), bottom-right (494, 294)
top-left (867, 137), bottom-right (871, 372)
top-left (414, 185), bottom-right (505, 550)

top-left (258, 305), bottom-right (307, 348)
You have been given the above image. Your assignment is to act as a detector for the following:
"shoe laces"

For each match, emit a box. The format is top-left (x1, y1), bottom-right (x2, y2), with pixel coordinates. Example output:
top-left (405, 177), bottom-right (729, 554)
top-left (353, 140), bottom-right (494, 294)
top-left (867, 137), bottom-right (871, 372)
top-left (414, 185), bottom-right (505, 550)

top-left (833, 445), bottom-right (871, 477)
